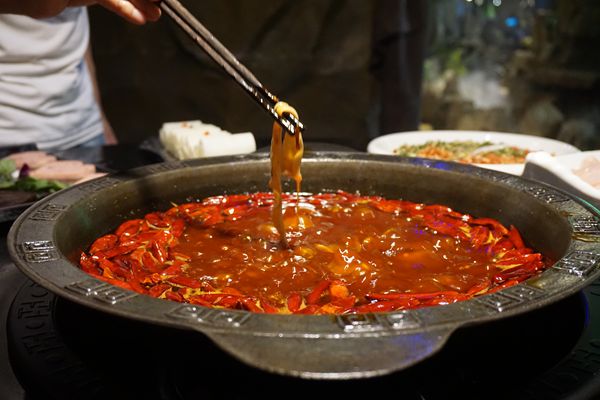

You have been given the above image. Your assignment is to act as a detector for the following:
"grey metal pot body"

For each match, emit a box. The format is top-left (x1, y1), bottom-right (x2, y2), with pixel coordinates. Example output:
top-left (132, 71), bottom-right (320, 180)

top-left (7, 152), bottom-right (600, 379)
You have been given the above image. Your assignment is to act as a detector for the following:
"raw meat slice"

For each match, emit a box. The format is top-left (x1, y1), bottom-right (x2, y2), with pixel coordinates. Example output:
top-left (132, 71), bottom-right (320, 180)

top-left (29, 160), bottom-right (96, 182)
top-left (6, 151), bottom-right (57, 169)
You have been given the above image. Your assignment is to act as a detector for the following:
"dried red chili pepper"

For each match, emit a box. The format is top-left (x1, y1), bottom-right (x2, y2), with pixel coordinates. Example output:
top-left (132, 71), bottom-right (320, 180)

top-left (79, 191), bottom-right (550, 315)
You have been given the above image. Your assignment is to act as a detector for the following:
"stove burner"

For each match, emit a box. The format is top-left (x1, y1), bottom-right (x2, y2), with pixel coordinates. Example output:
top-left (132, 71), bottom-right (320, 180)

top-left (7, 279), bottom-right (600, 400)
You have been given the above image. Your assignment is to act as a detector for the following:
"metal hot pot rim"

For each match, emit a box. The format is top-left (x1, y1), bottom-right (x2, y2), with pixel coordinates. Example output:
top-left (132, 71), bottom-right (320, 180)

top-left (7, 152), bottom-right (600, 379)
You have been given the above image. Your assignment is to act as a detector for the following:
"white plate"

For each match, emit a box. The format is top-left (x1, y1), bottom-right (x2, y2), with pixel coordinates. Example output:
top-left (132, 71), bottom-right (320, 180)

top-left (367, 130), bottom-right (581, 175)
top-left (523, 150), bottom-right (600, 208)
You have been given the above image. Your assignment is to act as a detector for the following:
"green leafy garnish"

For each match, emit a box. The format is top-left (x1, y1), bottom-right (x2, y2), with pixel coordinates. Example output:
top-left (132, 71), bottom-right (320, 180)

top-left (14, 177), bottom-right (67, 192)
top-left (0, 158), bottom-right (16, 188)
top-left (0, 157), bottom-right (67, 194)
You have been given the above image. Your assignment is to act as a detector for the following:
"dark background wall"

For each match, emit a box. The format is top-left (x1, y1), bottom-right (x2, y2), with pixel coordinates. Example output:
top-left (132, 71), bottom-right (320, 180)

top-left (88, 0), bottom-right (427, 151)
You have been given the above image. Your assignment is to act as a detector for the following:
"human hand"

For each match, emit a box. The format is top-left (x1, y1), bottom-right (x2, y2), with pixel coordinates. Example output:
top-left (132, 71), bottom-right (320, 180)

top-left (94, 0), bottom-right (161, 25)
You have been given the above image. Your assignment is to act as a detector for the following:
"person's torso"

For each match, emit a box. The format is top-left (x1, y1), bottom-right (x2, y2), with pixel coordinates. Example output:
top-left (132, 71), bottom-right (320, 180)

top-left (0, 8), bottom-right (102, 150)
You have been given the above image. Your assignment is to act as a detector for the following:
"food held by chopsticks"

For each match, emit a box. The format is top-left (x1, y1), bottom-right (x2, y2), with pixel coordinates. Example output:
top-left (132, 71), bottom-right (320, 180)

top-left (159, 120), bottom-right (256, 160)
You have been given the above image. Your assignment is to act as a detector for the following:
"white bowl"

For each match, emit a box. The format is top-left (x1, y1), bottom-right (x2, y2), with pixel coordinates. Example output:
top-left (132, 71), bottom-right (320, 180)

top-left (367, 130), bottom-right (581, 175)
top-left (522, 150), bottom-right (600, 208)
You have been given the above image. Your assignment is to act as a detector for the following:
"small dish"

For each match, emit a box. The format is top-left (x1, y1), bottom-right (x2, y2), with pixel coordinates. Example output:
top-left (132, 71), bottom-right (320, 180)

top-left (367, 130), bottom-right (581, 175)
top-left (522, 150), bottom-right (600, 208)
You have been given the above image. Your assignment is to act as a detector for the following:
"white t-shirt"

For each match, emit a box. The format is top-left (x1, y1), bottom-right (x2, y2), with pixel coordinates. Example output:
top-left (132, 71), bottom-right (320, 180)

top-left (0, 8), bottom-right (103, 150)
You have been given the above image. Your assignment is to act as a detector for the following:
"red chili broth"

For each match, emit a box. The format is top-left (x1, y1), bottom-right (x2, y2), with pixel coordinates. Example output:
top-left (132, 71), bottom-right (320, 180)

top-left (80, 191), bottom-right (548, 314)
top-left (177, 194), bottom-right (494, 300)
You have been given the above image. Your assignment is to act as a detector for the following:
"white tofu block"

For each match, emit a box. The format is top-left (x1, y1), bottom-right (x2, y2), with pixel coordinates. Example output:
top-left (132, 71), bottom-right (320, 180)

top-left (159, 120), bottom-right (256, 159)
top-left (199, 132), bottom-right (256, 157)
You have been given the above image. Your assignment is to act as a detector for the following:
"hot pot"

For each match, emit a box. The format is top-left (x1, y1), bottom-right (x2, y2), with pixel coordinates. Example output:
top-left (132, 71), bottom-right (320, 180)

top-left (7, 152), bottom-right (600, 379)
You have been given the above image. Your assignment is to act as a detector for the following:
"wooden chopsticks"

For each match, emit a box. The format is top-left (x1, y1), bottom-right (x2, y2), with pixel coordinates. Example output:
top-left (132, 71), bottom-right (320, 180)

top-left (159, 0), bottom-right (304, 135)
